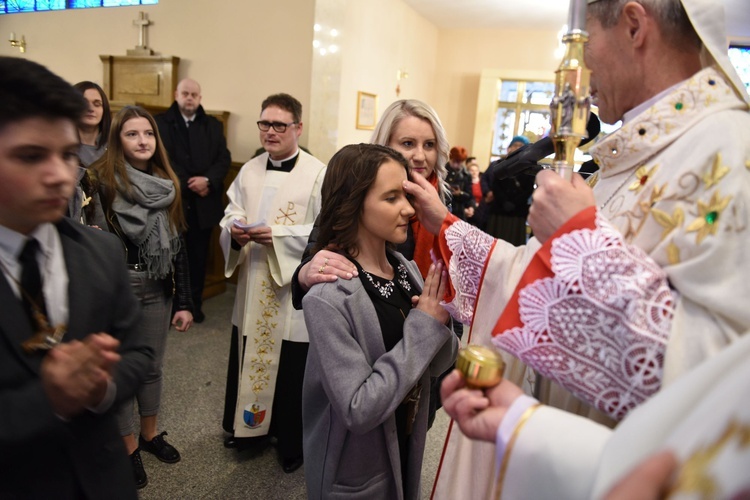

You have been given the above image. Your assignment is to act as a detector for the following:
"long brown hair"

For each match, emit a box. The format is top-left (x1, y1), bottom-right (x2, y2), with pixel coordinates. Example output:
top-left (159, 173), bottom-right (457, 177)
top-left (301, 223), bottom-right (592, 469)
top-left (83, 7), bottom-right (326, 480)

top-left (312, 143), bottom-right (409, 258)
top-left (73, 81), bottom-right (112, 148)
top-left (93, 105), bottom-right (185, 232)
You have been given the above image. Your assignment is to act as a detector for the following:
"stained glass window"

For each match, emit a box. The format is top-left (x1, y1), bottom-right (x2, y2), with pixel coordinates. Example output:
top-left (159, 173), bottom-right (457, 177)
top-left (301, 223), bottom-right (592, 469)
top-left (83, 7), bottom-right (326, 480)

top-left (1, 0), bottom-right (156, 14)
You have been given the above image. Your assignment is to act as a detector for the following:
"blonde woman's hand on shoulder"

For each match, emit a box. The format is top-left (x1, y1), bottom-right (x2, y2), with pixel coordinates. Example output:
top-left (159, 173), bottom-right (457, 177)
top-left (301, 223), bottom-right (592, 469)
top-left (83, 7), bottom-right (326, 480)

top-left (299, 249), bottom-right (357, 291)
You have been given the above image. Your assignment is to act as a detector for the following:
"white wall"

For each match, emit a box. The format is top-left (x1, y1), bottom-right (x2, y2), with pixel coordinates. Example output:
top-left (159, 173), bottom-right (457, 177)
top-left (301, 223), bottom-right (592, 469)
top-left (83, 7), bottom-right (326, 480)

top-left (0, 2), bottom-right (565, 165)
top-left (434, 28), bottom-right (561, 165)
top-left (0, 0), bottom-right (317, 163)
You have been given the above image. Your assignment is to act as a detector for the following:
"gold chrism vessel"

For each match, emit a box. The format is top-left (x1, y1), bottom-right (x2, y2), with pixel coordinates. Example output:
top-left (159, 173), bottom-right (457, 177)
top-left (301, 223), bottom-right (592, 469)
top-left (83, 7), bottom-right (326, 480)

top-left (455, 345), bottom-right (506, 389)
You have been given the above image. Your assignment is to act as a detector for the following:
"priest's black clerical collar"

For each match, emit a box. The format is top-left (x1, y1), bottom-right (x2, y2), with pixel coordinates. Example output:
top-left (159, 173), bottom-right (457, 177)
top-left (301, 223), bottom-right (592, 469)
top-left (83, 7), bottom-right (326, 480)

top-left (266, 151), bottom-right (299, 172)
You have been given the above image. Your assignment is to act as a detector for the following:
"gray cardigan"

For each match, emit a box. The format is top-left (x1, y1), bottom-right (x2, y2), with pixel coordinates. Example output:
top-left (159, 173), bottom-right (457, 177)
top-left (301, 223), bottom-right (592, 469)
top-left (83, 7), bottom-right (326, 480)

top-left (302, 251), bottom-right (458, 500)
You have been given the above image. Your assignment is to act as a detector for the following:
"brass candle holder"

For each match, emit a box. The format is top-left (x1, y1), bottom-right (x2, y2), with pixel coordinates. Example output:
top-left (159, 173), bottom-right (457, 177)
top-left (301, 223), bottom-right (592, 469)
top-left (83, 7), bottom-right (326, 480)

top-left (9, 32), bottom-right (26, 53)
top-left (549, 0), bottom-right (592, 181)
top-left (456, 345), bottom-right (506, 389)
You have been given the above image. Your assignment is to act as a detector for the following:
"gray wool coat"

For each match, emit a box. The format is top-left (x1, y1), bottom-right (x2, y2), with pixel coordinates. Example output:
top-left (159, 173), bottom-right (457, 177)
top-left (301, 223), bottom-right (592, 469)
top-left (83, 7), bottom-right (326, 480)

top-left (301, 251), bottom-right (458, 500)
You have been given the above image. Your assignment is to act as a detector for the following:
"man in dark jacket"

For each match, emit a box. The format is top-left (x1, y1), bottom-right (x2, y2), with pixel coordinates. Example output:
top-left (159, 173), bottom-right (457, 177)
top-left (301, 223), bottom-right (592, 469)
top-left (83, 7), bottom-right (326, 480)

top-left (156, 79), bottom-right (231, 322)
top-left (482, 136), bottom-right (535, 245)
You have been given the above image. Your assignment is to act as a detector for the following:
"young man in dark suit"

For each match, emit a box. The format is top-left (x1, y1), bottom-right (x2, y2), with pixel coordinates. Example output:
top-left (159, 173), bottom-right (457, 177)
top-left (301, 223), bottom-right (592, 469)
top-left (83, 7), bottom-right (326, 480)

top-left (0, 56), bottom-right (153, 499)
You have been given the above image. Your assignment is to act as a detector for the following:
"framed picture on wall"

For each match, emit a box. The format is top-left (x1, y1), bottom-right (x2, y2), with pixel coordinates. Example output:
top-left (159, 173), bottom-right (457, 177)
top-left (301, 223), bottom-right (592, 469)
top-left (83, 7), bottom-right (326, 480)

top-left (356, 91), bottom-right (377, 130)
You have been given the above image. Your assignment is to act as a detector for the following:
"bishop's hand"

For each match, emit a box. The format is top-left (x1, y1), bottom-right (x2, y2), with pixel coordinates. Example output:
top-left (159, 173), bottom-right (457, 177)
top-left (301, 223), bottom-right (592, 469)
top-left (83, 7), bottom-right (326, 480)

top-left (441, 369), bottom-right (523, 443)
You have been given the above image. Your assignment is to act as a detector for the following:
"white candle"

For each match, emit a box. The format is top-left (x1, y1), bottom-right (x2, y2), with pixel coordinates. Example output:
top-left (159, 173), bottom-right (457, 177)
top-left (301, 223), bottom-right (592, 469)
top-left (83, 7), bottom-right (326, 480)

top-left (10, 32), bottom-right (15, 41)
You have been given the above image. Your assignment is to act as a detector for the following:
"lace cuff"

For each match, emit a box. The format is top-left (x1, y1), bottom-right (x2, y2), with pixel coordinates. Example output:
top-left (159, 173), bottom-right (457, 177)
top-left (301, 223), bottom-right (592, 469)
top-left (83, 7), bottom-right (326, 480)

top-left (442, 219), bottom-right (496, 325)
top-left (492, 212), bottom-right (675, 420)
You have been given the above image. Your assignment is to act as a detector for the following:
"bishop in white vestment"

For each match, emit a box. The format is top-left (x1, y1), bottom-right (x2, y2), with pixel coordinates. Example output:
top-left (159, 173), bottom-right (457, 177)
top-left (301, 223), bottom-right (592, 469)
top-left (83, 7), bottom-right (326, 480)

top-left (411, 0), bottom-right (750, 498)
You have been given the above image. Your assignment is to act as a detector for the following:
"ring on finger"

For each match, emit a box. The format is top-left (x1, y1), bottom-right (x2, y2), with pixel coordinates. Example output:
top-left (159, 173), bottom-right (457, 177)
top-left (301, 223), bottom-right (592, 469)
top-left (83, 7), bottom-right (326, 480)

top-left (324, 258), bottom-right (329, 266)
top-left (319, 265), bottom-right (326, 274)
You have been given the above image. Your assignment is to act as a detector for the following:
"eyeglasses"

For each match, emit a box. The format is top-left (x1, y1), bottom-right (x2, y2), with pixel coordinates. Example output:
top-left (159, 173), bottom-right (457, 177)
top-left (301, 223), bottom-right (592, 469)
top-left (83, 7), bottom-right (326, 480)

top-left (257, 120), bottom-right (297, 133)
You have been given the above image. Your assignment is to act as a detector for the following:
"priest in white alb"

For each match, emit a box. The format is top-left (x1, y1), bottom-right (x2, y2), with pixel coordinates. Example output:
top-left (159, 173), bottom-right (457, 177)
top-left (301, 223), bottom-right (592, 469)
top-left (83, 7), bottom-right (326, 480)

top-left (220, 93), bottom-right (326, 474)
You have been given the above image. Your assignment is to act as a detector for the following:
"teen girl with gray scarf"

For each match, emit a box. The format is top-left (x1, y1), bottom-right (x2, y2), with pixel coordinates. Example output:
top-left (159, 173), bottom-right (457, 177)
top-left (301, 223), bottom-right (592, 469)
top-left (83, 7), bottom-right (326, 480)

top-left (93, 105), bottom-right (193, 490)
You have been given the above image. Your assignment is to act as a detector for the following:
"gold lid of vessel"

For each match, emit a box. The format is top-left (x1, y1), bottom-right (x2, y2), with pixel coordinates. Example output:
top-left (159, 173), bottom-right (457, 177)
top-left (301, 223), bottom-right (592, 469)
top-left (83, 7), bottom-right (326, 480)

top-left (456, 345), bottom-right (506, 388)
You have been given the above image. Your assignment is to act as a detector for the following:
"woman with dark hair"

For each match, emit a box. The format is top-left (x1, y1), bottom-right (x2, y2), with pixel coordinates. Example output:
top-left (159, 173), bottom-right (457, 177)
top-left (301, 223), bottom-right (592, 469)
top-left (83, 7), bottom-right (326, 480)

top-left (292, 99), bottom-right (461, 430)
top-left (73, 81), bottom-right (111, 166)
top-left (93, 105), bottom-right (193, 490)
top-left (69, 81), bottom-right (111, 226)
top-left (302, 143), bottom-right (458, 500)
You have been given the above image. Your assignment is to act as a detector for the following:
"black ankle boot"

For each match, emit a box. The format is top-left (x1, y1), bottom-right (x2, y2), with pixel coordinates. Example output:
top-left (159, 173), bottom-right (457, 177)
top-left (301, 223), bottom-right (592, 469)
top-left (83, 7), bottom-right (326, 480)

top-left (130, 448), bottom-right (148, 489)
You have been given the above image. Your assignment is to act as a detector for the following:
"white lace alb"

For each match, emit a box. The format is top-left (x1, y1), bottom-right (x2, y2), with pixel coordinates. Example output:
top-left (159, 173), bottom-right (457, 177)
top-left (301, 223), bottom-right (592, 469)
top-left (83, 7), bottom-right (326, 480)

top-left (442, 219), bottom-right (495, 324)
top-left (491, 214), bottom-right (674, 420)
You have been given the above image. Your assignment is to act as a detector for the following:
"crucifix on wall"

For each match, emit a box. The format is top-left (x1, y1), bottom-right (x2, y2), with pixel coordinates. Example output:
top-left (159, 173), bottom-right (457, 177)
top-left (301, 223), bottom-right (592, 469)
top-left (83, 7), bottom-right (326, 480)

top-left (395, 68), bottom-right (408, 98)
top-left (127, 11), bottom-right (155, 56)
